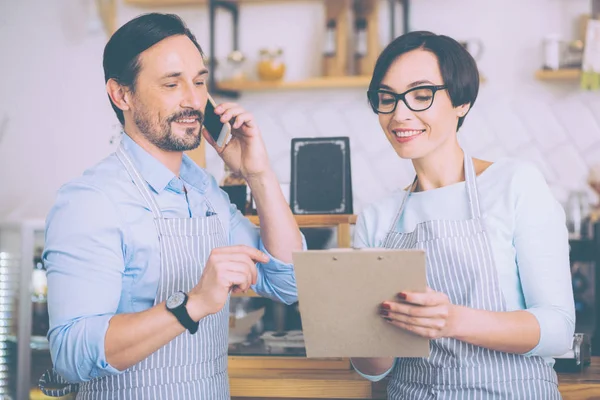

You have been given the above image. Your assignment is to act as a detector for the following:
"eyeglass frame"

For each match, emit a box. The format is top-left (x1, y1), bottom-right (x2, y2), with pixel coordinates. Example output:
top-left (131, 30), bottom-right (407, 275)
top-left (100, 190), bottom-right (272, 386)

top-left (367, 85), bottom-right (448, 114)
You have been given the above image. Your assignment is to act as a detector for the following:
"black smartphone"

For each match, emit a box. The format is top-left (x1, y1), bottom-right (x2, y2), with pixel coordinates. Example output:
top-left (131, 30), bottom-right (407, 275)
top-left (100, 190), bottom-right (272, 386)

top-left (203, 93), bottom-right (231, 149)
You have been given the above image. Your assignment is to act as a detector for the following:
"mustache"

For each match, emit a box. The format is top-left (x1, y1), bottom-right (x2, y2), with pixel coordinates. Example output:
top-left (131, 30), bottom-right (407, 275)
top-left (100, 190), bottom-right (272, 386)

top-left (167, 109), bottom-right (204, 124)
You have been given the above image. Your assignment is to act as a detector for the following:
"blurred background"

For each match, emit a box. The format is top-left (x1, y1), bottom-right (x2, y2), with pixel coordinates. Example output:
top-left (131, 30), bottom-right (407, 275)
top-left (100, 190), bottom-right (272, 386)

top-left (0, 0), bottom-right (598, 218)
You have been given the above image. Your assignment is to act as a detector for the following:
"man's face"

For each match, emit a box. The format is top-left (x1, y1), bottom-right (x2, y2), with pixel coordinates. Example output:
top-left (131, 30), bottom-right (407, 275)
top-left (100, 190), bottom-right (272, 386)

top-left (128, 35), bottom-right (208, 152)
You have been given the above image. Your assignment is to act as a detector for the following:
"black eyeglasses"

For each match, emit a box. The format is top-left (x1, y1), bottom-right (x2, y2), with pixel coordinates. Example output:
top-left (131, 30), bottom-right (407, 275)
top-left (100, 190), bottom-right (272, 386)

top-left (367, 85), bottom-right (447, 114)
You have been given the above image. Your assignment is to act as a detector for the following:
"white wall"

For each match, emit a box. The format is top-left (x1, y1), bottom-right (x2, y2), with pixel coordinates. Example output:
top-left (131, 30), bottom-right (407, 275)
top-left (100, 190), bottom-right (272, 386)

top-left (0, 0), bottom-right (596, 221)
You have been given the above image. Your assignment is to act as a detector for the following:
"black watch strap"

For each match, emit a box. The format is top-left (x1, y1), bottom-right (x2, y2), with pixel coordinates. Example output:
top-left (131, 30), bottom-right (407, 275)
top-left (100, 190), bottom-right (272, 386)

top-left (167, 292), bottom-right (199, 334)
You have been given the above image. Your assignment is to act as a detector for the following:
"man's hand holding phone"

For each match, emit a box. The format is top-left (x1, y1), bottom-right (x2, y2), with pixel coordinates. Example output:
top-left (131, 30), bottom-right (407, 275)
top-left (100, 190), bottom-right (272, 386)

top-left (202, 94), bottom-right (271, 180)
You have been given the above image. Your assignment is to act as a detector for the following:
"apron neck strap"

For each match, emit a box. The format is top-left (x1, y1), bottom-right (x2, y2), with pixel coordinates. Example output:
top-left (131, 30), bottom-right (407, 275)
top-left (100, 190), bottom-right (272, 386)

top-left (389, 151), bottom-right (483, 231)
top-left (463, 151), bottom-right (482, 219)
top-left (116, 142), bottom-right (163, 219)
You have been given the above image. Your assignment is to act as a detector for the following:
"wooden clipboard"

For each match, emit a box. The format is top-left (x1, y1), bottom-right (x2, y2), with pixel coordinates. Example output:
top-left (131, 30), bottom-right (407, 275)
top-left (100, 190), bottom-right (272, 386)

top-left (292, 248), bottom-right (430, 358)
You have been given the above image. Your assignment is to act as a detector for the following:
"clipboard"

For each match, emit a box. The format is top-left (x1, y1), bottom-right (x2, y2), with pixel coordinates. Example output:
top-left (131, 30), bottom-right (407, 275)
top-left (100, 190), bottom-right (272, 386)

top-left (292, 248), bottom-right (430, 358)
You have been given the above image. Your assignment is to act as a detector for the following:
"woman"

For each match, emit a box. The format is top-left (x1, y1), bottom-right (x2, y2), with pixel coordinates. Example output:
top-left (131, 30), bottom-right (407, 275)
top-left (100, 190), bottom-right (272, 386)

top-left (351, 31), bottom-right (575, 399)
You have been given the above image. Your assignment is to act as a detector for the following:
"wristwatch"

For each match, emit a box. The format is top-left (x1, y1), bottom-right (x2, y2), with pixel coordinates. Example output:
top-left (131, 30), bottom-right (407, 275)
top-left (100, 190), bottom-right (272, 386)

top-left (166, 291), bottom-right (199, 334)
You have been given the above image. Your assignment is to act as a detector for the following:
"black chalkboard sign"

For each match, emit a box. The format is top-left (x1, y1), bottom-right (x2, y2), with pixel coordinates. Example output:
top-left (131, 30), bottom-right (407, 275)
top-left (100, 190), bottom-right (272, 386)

top-left (290, 137), bottom-right (353, 215)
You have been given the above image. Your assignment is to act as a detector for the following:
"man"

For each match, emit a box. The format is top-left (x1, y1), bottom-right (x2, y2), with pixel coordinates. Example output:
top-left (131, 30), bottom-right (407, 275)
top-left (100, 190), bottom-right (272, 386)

top-left (42, 12), bottom-right (304, 399)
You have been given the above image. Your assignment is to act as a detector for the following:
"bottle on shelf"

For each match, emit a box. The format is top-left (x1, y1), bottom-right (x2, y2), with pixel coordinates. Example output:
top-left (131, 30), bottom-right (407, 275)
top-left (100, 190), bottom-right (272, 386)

top-left (354, 17), bottom-right (368, 59)
top-left (323, 19), bottom-right (337, 58)
top-left (31, 247), bottom-right (48, 338)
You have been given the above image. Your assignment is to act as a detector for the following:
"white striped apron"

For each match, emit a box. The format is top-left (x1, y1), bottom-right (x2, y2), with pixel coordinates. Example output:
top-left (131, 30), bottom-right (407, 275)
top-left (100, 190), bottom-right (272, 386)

top-left (40, 143), bottom-right (231, 399)
top-left (383, 153), bottom-right (561, 400)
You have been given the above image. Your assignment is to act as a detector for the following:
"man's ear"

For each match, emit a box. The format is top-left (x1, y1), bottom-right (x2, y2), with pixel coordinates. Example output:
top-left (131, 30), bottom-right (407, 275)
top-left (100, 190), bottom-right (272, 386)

top-left (106, 79), bottom-right (131, 112)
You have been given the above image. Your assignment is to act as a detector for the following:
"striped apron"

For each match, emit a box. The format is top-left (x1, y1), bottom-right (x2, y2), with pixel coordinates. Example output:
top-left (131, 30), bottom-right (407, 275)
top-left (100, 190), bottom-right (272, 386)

top-left (40, 143), bottom-right (231, 399)
top-left (382, 153), bottom-right (561, 400)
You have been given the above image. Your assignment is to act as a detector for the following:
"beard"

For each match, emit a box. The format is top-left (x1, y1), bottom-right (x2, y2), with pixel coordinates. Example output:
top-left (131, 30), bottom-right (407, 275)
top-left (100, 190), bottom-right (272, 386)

top-left (133, 100), bottom-right (204, 152)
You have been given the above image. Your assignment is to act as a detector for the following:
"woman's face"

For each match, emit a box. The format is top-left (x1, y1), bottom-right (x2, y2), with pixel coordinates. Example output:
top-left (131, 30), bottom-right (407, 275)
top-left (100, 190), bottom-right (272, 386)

top-left (376, 49), bottom-right (469, 160)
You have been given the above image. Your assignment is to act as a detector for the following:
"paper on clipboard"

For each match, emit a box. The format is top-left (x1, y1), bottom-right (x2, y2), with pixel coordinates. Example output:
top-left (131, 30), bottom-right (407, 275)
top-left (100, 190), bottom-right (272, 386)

top-left (292, 248), bottom-right (430, 358)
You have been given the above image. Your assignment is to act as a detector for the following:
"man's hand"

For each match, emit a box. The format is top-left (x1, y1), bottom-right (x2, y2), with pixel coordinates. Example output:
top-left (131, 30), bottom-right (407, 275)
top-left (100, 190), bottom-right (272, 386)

top-left (379, 288), bottom-right (458, 339)
top-left (186, 245), bottom-right (269, 320)
top-left (202, 102), bottom-right (271, 180)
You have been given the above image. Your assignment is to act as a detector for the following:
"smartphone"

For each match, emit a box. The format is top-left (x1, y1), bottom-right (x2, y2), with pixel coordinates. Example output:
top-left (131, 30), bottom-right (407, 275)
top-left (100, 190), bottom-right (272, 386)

top-left (203, 93), bottom-right (231, 149)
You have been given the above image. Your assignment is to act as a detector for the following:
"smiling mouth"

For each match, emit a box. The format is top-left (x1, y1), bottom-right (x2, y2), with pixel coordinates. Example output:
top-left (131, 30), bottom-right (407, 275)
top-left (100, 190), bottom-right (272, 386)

top-left (393, 129), bottom-right (425, 138)
top-left (173, 118), bottom-right (199, 125)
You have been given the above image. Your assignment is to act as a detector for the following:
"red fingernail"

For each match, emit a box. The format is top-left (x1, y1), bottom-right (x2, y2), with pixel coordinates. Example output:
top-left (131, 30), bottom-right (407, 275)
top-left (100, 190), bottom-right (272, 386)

top-left (381, 303), bottom-right (391, 310)
top-left (397, 292), bottom-right (407, 300)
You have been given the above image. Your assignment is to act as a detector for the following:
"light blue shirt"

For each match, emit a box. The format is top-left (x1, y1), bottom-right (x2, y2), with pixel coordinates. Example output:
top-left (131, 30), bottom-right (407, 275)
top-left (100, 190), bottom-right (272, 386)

top-left (44, 134), bottom-right (303, 383)
top-left (352, 158), bottom-right (575, 381)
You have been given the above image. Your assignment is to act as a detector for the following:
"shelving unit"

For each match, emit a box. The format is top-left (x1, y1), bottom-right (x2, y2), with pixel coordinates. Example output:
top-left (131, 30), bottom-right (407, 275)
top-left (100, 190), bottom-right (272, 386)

top-left (209, 0), bottom-right (409, 97)
top-left (120, 0), bottom-right (411, 97)
top-left (535, 68), bottom-right (582, 80)
top-left (0, 219), bottom-right (46, 400)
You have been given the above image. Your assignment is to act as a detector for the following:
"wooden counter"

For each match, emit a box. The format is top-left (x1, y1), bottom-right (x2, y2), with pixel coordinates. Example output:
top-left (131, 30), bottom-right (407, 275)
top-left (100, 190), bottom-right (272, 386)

top-left (557, 357), bottom-right (600, 400)
top-left (229, 357), bottom-right (600, 400)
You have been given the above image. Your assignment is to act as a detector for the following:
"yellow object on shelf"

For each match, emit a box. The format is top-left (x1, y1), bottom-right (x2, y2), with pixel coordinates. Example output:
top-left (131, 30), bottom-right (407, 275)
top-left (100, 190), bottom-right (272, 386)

top-left (257, 48), bottom-right (286, 81)
top-left (30, 387), bottom-right (75, 400)
top-left (581, 70), bottom-right (600, 90)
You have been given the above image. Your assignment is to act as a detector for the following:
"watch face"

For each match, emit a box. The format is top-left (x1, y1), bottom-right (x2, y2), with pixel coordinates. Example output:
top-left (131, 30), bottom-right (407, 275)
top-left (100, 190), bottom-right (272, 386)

top-left (167, 292), bottom-right (185, 309)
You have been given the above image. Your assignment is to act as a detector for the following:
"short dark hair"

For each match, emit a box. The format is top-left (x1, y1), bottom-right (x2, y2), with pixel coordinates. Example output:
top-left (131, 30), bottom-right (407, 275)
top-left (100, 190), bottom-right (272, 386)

top-left (103, 13), bottom-right (204, 125)
top-left (368, 31), bottom-right (479, 130)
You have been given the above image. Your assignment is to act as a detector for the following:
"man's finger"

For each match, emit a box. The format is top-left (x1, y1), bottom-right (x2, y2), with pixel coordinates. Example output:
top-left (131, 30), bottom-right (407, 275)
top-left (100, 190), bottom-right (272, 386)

top-left (216, 245), bottom-right (269, 264)
top-left (231, 113), bottom-right (255, 130)
top-left (220, 107), bottom-right (245, 124)
top-left (223, 255), bottom-right (258, 286)
top-left (226, 270), bottom-right (252, 292)
top-left (214, 102), bottom-right (238, 115)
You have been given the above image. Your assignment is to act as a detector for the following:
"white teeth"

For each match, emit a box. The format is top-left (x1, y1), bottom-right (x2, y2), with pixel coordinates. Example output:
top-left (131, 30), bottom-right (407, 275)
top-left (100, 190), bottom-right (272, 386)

top-left (395, 130), bottom-right (423, 137)
top-left (176, 118), bottom-right (196, 123)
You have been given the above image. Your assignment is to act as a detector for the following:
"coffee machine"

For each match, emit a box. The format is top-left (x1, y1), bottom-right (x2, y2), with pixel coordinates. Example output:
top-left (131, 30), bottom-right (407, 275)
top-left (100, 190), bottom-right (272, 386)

top-left (568, 220), bottom-right (600, 356)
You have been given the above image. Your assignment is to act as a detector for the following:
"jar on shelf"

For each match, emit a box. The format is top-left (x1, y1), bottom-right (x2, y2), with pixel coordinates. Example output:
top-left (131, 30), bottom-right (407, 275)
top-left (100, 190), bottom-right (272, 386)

top-left (257, 48), bottom-right (286, 81)
top-left (225, 50), bottom-right (248, 82)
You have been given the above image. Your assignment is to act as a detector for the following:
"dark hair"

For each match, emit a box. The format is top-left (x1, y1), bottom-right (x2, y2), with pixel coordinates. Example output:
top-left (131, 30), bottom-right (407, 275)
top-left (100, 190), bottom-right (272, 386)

top-left (103, 13), bottom-right (204, 125)
top-left (368, 31), bottom-right (479, 130)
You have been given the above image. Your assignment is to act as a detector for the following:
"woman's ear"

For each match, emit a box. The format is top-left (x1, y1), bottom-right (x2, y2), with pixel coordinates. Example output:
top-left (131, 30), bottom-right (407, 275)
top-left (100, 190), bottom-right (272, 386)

top-left (106, 79), bottom-right (131, 112)
top-left (456, 103), bottom-right (471, 118)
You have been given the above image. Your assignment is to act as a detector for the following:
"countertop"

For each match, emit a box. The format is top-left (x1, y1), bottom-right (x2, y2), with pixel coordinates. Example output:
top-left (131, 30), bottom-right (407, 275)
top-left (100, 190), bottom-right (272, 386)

top-left (229, 357), bottom-right (600, 400)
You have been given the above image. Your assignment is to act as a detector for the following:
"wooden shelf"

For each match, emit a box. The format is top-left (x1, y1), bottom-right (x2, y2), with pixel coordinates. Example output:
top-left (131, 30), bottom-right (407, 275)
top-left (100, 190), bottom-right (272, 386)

top-left (535, 69), bottom-right (581, 80)
top-left (217, 76), bottom-right (372, 92)
top-left (125, 0), bottom-right (293, 5)
top-left (246, 214), bottom-right (357, 227)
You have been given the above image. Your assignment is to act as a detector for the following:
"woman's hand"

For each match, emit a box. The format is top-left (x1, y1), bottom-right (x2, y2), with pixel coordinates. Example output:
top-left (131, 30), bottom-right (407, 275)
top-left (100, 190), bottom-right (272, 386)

top-left (380, 288), bottom-right (458, 339)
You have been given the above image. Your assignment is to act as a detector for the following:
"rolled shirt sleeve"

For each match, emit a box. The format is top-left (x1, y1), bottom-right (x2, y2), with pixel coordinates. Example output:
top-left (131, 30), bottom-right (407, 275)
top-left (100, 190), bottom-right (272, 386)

top-left (44, 181), bottom-right (125, 382)
top-left (512, 164), bottom-right (576, 357)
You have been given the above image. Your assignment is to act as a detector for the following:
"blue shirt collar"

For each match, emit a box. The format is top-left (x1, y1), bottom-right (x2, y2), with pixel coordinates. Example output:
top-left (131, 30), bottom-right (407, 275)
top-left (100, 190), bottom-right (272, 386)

top-left (120, 133), bottom-right (209, 194)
